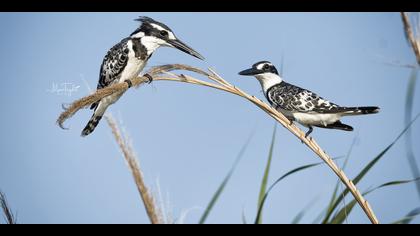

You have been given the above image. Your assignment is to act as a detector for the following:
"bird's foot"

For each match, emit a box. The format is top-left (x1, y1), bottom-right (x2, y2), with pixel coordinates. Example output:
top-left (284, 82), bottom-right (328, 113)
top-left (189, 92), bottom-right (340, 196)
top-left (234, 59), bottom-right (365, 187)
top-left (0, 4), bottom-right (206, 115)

top-left (124, 79), bottom-right (133, 88)
top-left (144, 73), bottom-right (153, 84)
top-left (302, 135), bottom-right (313, 144)
top-left (302, 126), bottom-right (313, 143)
top-left (61, 103), bottom-right (70, 111)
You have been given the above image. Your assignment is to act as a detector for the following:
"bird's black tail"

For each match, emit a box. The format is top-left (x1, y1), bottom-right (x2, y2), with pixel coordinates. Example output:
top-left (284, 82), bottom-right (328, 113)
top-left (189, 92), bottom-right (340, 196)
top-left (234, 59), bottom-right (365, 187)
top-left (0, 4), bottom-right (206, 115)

top-left (81, 114), bottom-right (103, 137)
top-left (340, 106), bottom-right (380, 116)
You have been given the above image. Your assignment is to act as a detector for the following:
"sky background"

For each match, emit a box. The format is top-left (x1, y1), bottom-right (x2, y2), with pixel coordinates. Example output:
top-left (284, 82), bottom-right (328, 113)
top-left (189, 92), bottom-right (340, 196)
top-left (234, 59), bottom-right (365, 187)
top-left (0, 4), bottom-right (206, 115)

top-left (0, 12), bottom-right (419, 224)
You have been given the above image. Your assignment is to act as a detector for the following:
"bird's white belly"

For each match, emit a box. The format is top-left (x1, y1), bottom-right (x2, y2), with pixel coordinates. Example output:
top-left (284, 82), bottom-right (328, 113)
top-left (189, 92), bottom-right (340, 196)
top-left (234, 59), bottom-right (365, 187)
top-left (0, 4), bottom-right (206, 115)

top-left (293, 112), bottom-right (341, 127)
top-left (118, 57), bottom-right (146, 83)
top-left (103, 58), bottom-right (145, 107)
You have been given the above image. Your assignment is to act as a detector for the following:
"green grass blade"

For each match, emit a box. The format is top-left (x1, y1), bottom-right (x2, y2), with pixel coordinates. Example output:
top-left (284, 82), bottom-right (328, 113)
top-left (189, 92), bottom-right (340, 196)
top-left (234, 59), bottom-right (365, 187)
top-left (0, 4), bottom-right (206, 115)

top-left (254, 157), bottom-right (343, 224)
top-left (198, 130), bottom-right (255, 224)
top-left (291, 197), bottom-right (318, 224)
top-left (256, 124), bottom-right (277, 224)
top-left (325, 137), bottom-right (357, 220)
top-left (375, 177), bottom-right (420, 189)
top-left (291, 211), bottom-right (305, 224)
top-left (325, 183), bottom-right (340, 220)
top-left (391, 208), bottom-right (420, 224)
top-left (330, 177), bottom-right (420, 224)
top-left (313, 210), bottom-right (327, 224)
top-left (353, 114), bottom-right (419, 185)
top-left (330, 199), bottom-right (358, 224)
top-left (404, 69), bottom-right (420, 199)
top-left (255, 162), bottom-right (320, 224)
top-left (322, 113), bottom-right (420, 224)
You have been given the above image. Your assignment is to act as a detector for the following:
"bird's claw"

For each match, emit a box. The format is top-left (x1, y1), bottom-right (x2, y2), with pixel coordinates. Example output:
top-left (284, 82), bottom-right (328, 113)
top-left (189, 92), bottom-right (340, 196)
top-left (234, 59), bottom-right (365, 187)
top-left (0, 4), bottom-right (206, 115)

top-left (124, 79), bottom-right (133, 88)
top-left (61, 103), bottom-right (70, 111)
top-left (304, 126), bottom-right (313, 140)
top-left (302, 134), bottom-right (312, 144)
top-left (144, 73), bottom-right (153, 84)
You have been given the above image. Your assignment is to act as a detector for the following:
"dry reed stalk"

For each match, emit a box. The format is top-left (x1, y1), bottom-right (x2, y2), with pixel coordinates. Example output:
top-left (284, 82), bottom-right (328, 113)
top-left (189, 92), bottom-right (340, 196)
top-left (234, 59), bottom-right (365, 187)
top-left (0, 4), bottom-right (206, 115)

top-left (57, 64), bottom-right (379, 224)
top-left (105, 115), bottom-right (163, 224)
top-left (80, 78), bottom-right (164, 224)
top-left (0, 191), bottom-right (16, 224)
top-left (401, 12), bottom-right (420, 66)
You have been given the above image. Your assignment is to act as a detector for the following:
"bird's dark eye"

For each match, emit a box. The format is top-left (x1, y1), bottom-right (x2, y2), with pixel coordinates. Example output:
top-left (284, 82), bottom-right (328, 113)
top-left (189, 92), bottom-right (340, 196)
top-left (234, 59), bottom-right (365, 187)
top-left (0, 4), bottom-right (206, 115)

top-left (263, 64), bottom-right (270, 70)
top-left (160, 30), bottom-right (168, 37)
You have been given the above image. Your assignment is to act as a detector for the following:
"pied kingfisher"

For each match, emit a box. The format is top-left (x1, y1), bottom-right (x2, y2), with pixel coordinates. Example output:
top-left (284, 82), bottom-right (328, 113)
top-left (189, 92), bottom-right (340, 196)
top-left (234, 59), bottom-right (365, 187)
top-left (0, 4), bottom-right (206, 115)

top-left (239, 61), bottom-right (380, 138)
top-left (81, 16), bottom-right (204, 137)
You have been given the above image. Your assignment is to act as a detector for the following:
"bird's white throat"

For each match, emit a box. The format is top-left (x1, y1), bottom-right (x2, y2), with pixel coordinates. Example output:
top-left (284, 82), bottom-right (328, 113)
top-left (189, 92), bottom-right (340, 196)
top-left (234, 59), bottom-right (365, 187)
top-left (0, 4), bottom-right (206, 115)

top-left (256, 73), bottom-right (283, 94)
top-left (140, 36), bottom-right (166, 55)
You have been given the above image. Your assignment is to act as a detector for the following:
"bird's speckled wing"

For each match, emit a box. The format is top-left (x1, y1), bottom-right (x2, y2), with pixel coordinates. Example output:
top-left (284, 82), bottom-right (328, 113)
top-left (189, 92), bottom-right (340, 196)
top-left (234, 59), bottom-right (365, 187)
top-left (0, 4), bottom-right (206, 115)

top-left (90, 38), bottom-right (130, 110)
top-left (267, 82), bottom-right (342, 113)
top-left (97, 38), bottom-right (131, 90)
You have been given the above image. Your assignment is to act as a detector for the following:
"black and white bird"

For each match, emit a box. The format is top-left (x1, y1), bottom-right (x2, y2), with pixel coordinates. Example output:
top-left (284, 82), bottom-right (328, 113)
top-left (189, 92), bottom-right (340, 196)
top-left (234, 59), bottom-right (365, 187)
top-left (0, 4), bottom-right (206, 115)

top-left (81, 16), bottom-right (204, 137)
top-left (239, 61), bottom-right (380, 138)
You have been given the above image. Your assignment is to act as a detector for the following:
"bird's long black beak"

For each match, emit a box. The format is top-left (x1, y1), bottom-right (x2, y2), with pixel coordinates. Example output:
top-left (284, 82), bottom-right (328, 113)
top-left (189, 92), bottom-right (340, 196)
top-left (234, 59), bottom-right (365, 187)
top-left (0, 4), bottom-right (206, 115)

top-left (238, 68), bottom-right (261, 76)
top-left (169, 39), bottom-right (205, 60)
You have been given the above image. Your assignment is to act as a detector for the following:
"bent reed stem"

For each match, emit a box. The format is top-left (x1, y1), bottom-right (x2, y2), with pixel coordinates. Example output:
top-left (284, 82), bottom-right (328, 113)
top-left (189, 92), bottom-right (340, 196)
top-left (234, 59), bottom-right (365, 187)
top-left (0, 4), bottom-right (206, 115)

top-left (57, 64), bottom-right (379, 224)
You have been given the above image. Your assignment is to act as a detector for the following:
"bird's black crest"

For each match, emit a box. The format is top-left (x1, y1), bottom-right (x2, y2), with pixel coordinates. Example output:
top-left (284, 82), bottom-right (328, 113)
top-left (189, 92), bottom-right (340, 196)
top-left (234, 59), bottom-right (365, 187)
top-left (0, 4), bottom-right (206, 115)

top-left (135, 16), bottom-right (154, 23)
top-left (134, 16), bottom-right (171, 31)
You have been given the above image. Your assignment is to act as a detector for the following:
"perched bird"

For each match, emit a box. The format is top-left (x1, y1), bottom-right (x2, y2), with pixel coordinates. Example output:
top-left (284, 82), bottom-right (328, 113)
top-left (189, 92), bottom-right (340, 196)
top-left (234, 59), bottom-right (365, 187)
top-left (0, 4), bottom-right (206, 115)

top-left (239, 61), bottom-right (380, 138)
top-left (82, 16), bottom-right (204, 137)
